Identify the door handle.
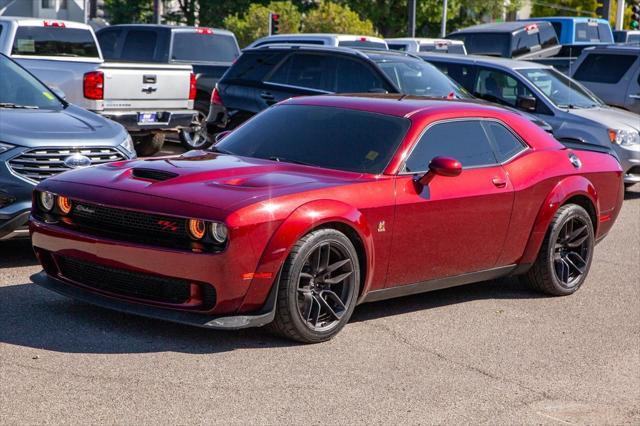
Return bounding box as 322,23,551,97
260,91,275,100
629,94,640,100
492,177,507,188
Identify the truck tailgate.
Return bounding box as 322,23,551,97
101,62,194,110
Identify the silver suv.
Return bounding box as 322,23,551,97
422,53,640,187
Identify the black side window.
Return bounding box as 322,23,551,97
121,30,158,62
573,54,638,84
539,24,559,48
405,120,497,172
434,62,476,91
482,121,526,163
224,51,286,82
551,22,563,39
97,29,121,59
512,31,540,57
474,68,534,107
333,56,386,92
267,53,333,92
598,24,613,43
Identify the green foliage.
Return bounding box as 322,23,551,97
303,1,377,34
531,0,599,18
223,1,303,47
104,0,153,24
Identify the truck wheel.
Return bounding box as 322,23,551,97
134,133,165,157
523,204,594,296
179,102,211,150
269,228,360,343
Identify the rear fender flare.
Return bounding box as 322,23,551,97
237,199,375,312
520,175,598,264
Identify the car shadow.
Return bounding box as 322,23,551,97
624,186,640,200
351,276,542,323
0,238,38,268
0,276,541,355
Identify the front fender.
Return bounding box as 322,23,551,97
237,199,375,313
520,175,598,265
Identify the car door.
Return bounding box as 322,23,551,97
387,119,514,287
260,52,335,108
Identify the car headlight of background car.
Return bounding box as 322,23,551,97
0,142,15,154
608,129,640,146
119,134,136,157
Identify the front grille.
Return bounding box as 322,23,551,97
8,147,126,183
70,201,190,241
56,256,215,308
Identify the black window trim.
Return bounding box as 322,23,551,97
398,117,530,175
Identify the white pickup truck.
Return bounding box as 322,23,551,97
0,17,196,156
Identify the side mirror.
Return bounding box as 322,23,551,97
417,156,462,186
516,95,536,112
214,130,232,144
51,87,66,100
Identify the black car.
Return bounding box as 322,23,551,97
96,24,240,149
446,21,561,59
206,45,470,133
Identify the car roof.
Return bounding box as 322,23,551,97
581,45,640,53
245,44,416,60
0,16,93,29
521,16,609,23
99,24,235,36
386,37,464,45
282,93,518,118
417,52,552,70
449,21,549,34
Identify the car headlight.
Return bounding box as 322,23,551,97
38,191,55,212
210,222,228,244
119,134,136,157
0,142,15,154
608,129,640,146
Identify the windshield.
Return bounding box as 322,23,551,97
171,32,239,63
0,55,63,110
215,105,410,174
12,26,99,58
374,57,470,98
338,40,387,49
519,68,601,108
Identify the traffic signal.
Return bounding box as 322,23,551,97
632,1,640,29
595,0,611,20
269,12,280,35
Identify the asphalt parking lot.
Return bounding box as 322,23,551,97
0,144,638,423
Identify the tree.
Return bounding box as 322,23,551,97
223,1,303,47
531,0,599,18
104,0,153,24
303,1,377,34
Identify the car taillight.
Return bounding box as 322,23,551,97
43,20,65,28
195,27,213,35
189,72,197,101
83,71,104,100
211,86,223,105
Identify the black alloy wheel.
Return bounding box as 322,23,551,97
270,228,360,343
552,216,591,288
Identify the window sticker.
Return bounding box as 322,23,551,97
42,91,55,100
16,39,36,53
366,151,379,161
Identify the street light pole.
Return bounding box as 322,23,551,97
153,0,162,25
441,0,448,37
616,0,625,30
408,0,416,37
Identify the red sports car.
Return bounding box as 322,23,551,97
30,95,624,343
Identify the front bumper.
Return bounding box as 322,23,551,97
100,110,197,134
615,144,640,184
31,271,277,330
1,160,34,240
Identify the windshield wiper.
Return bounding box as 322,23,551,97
268,156,313,166
0,103,39,109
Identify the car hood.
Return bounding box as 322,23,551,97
48,150,366,213
0,105,126,148
568,106,640,131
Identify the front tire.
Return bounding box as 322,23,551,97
270,228,360,343
523,204,595,296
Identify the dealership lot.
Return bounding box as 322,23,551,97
1,181,638,424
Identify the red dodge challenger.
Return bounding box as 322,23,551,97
30,95,624,343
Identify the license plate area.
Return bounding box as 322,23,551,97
137,112,158,124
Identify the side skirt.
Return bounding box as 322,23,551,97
361,264,517,304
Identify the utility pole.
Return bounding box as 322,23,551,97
616,0,625,30
408,0,416,37
153,0,162,25
441,0,448,37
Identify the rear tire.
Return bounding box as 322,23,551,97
269,228,360,343
134,133,165,157
179,101,212,150
523,204,594,296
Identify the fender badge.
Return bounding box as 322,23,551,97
377,221,386,232
568,153,582,169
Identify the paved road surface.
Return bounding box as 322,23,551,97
1,154,638,424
